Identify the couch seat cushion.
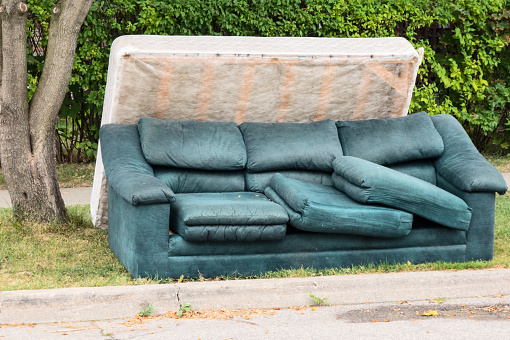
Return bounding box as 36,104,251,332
332,156,472,230
265,174,413,238
138,117,246,170
170,192,288,242
337,111,444,165
239,120,342,172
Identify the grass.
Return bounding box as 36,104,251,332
55,162,95,188
485,154,510,172
0,194,509,291
0,205,136,290
0,162,95,190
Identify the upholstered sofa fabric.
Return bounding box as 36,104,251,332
168,222,467,256
100,124,175,205
332,156,472,230
138,117,247,170
436,175,497,261
169,192,288,242
265,174,413,238
387,159,437,185
101,112,503,279
239,120,342,172
336,111,444,165
154,167,245,194
431,114,508,195
245,170,333,193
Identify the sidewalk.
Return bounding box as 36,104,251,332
1,269,510,338
0,187,92,208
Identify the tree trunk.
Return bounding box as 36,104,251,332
0,0,92,222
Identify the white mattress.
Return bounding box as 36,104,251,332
91,35,423,228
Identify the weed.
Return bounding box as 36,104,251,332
308,293,329,306
12,220,31,235
430,297,446,304
177,302,191,317
138,305,154,317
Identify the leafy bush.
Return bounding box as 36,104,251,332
330,0,510,153
27,0,510,160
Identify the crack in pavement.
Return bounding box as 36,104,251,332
176,286,182,308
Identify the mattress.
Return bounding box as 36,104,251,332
91,35,423,228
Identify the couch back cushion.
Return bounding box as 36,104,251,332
153,167,245,193
245,170,334,193
239,120,342,173
336,112,444,165
387,159,437,185
138,117,247,170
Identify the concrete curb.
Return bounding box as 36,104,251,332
1,269,510,324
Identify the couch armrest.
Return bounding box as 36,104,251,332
100,124,175,206
431,114,508,195
107,184,171,278
436,175,496,261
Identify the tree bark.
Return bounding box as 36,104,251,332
0,0,92,222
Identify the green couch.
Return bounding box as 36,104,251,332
100,112,507,278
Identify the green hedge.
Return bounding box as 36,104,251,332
27,0,510,159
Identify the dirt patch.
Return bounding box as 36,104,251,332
339,302,510,323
